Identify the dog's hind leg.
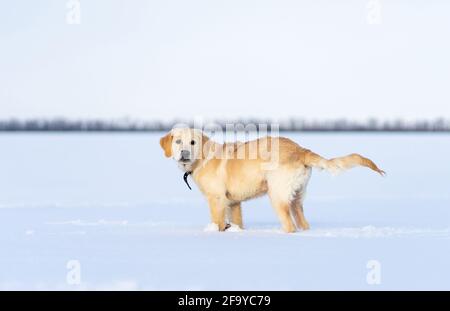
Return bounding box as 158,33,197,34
267,172,296,233
268,194,296,233
267,166,312,233
290,196,310,230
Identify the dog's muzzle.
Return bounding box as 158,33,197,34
179,150,191,163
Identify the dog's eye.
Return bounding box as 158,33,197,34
190,140,196,145
175,139,182,144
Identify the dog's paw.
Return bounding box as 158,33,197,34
225,223,243,232
203,223,219,232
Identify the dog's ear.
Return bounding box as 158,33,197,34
160,132,173,158
201,134,213,159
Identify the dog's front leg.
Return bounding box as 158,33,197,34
207,196,226,231
229,202,243,229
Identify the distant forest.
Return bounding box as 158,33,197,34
0,118,449,132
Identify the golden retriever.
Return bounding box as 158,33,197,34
160,128,384,233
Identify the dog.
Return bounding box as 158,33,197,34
160,128,384,233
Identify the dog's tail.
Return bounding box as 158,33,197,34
304,150,385,176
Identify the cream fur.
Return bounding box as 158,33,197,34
160,128,384,233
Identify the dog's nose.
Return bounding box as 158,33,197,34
180,150,190,159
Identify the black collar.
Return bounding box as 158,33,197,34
183,171,192,190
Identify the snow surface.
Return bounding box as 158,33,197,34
0,133,449,290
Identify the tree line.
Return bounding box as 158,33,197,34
0,118,449,132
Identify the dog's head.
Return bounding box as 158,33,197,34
160,128,209,171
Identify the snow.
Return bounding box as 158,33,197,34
203,223,219,232
0,133,449,290
226,224,243,233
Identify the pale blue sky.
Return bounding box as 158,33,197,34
1,0,449,120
